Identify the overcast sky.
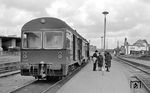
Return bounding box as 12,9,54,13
0,0,150,49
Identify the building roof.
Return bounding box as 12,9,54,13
133,39,149,47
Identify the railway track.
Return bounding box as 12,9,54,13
10,62,88,93
0,62,20,74
10,80,56,93
115,56,150,92
0,61,20,78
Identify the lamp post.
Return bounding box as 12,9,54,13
101,36,103,49
102,11,109,50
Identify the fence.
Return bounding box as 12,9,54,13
0,51,20,56
0,62,20,74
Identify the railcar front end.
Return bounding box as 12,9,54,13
21,29,69,79
20,17,89,79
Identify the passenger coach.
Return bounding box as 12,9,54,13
20,17,89,79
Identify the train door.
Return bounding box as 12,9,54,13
87,43,90,58
75,37,78,61
73,34,78,61
66,31,73,62
77,38,82,61
82,41,88,62
73,35,76,61
66,32,78,64
82,41,85,60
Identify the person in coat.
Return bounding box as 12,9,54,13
92,50,98,71
104,51,112,72
97,52,103,71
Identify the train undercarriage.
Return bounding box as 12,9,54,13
21,62,81,80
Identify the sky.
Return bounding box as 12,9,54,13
0,0,150,49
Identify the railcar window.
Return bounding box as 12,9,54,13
43,31,63,49
66,32,72,49
22,32,42,49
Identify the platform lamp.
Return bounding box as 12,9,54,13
102,11,109,51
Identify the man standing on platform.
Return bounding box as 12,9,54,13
104,51,112,72
97,52,103,71
92,50,98,71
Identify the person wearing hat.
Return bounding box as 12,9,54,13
92,50,98,71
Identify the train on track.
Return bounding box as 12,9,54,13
20,17,90,80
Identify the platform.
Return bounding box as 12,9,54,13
56,60,131,93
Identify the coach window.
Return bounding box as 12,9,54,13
22,32,42,49
66,32,71,49
43,31,63,49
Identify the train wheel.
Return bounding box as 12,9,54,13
58,76,62,80
55,76,60,81
46,76,60,81
46,76,50,80
59,76,66,80
35,76,40,80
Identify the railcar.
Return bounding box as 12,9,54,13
20,17,89,79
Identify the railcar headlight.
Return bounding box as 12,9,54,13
40,61,45,64
40,19,46,24
58,51,63,59
22,51,28,59
23,55,27,59
58,54,63,59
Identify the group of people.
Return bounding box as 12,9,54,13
92,50,112,72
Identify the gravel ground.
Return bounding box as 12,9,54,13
0,74,35,93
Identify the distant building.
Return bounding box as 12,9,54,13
123,38,149,55
0,36,21,52
120,45,125,55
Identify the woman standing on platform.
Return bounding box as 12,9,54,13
104,51,112,72
97,52,103,71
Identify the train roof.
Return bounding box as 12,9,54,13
22,17,88,42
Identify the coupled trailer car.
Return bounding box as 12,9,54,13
20,17,89,79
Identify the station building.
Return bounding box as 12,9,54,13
0,35,21,52
122,38,149,55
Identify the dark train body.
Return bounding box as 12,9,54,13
20,17,89,79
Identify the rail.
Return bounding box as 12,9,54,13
0,61,20,74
